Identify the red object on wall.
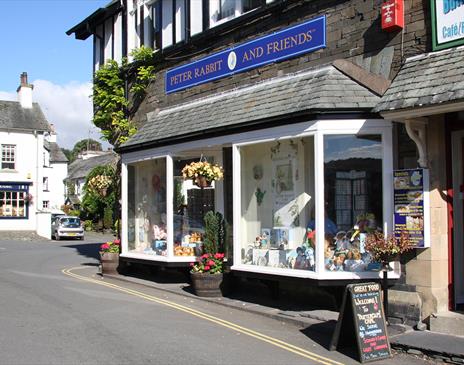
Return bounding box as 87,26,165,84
381,0,404,32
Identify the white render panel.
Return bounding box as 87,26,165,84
143,3,153,47
190,0,203,35
114,13,123,64
162,0,173,48
127,0,137,61
104,18,113,62
175,0,185,43
48,162,67,211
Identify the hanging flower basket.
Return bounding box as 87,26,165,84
182,160,224,188
24,193,33,205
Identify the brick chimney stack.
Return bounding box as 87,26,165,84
16,72,33,109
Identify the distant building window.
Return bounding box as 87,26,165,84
212,0,265,26
1,144,16,170
0,190,26,218
42,200,49,209
43,177,49,191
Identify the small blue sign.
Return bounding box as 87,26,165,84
393,169,427,248
0,182,30,192
166,15,326,94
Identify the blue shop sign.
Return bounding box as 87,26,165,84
0,182,30,191
166,15,326,94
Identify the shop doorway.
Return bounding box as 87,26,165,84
451,130,464,309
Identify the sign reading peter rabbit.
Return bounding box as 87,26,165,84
330,283,391,363
393,168,430,248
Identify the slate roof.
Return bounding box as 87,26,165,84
66,152,118,180
0,101,51,131
121,65,380,150
374,46,464,113
45,141,68,163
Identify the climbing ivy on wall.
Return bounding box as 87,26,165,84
92,46,155,148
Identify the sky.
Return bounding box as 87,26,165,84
0,0,109,149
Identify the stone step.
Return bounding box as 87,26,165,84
429,311,464,337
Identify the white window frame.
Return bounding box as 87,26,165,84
1,144,16,170
43,177,49,192
231,119,396,280
120,118,396,280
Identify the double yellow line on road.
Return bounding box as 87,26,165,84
62,266,344,365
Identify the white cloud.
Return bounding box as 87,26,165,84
0,80,109,150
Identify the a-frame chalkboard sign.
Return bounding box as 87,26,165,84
329,282,391,363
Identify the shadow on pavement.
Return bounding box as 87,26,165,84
300,322,359,361
63,243,101,261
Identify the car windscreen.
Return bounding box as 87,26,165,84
60,218,81,228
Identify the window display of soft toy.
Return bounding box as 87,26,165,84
325,213,378,272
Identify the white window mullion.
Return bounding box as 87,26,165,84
166,155,174,259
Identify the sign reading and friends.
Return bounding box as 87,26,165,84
393,168,430,248
165,15,326,94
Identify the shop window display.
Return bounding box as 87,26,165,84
173,157,216,257
0,190,26,218
240,137,316,271
323,135,383,272
127,158,167,256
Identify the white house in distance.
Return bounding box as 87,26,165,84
0,72,68,235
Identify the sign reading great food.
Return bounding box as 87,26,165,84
393,169,430,248
431,0,464,50
165,15,326,94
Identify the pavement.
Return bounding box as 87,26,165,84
101,264,464,365
3,230,463,363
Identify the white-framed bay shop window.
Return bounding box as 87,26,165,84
121,149,224,263
121,118,396,280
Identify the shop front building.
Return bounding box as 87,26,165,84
70,0,454,326
375,0,464,322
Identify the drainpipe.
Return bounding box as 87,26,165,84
33,130,40,229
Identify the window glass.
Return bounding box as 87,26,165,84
323,135,383,272
127,158,167,256
240,137,316,271
0,190,26,218
43,177,49,191
172,157,215,257
1,144,16,170
60,217,81,227
218,0,236,20
43,200,49,209
243,0,263,12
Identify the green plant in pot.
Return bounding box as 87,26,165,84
190,211,226,297
99,239,120,275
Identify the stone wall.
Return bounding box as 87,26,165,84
134,0,429,123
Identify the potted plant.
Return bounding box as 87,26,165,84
181,160,224,188
190,252,225,297
99,239,120,275
24,193,33,205
365,231,412,317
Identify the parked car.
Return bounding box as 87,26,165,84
51,216,84,240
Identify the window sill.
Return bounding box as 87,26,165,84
0,169,18,173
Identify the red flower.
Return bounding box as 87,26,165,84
207,260,215,266
189,262,194,267
113,239,121,245
204,265,211,271
306,230,315,239
101,243,110,250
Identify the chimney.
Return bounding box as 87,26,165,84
16,72,33,109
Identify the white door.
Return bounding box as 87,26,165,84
452,130,464,308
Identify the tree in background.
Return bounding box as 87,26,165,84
81,165,116,231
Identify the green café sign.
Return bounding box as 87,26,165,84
431,0,464,50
